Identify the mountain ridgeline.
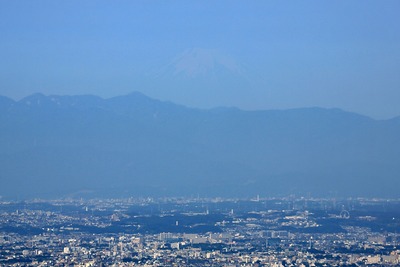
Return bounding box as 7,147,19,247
1,92,399,199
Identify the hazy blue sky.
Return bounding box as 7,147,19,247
1,1,399,119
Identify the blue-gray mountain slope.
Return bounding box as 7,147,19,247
0,92,399,199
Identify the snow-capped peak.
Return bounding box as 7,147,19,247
161,48,245,78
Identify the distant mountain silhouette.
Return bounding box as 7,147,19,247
148,48,253,109
158,48,246,78
1,92,399,199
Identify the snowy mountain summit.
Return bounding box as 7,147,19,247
161,48,245,78
148,48,252,109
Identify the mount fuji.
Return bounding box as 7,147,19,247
158,48,246,78
145,48,254,109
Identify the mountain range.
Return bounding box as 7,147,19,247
1,92,399,199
